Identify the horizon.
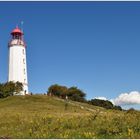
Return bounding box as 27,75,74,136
0,1,140,109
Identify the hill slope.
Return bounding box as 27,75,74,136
0,95,139,138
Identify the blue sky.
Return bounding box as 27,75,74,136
0,2,140,109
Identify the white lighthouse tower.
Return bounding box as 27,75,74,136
8,26,28,95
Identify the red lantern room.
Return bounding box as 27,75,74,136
11,26,23,40
9,26,26,47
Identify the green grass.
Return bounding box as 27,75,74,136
0,95,140,138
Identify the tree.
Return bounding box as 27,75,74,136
0,81,23,98
47,84,86,102
2,81,15,97
89,99,114,109
47,84,67,98
66,87,86,102
113,105,122,111
14,82,23,94
88,99,122,110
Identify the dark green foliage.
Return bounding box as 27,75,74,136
47,85,86,102
66,87,86,102
47,84,67,97
68,93,86,102
89,99,114,109
47,84,122,110
0,81,23,98
114,105,123,111
88,99,122,110
66,87,86,98
14,82,23,94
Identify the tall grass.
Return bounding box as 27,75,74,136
0,95,139,138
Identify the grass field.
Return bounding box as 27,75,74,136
0,95,140,138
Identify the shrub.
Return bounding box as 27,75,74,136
47,85,86,102
89,99,114,109
0,81,23,98
88,99,122,110
47,84,67,97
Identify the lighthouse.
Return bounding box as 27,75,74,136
8,26,28,95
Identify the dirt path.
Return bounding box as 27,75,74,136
55,97,99,113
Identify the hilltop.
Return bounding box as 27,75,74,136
0,95,139,138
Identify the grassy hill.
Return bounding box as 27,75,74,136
0,95,139,138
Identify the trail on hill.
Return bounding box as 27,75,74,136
54,97,100,113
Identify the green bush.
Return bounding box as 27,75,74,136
47,84,86,102
88,99,122,110
0,81,23,98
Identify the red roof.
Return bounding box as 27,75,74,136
11,26,23,35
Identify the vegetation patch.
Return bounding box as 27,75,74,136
0,95,139,138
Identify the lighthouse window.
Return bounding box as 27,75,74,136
23,49,24,54
23,59,25,64
13,34,20,39
24,69,25,74
15,35,19,39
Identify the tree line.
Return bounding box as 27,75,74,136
0,82,122,110
47,84,86,102
47,84,122,111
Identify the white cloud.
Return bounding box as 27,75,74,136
112,91,140,106
93,91,140,107
95,96,107,101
